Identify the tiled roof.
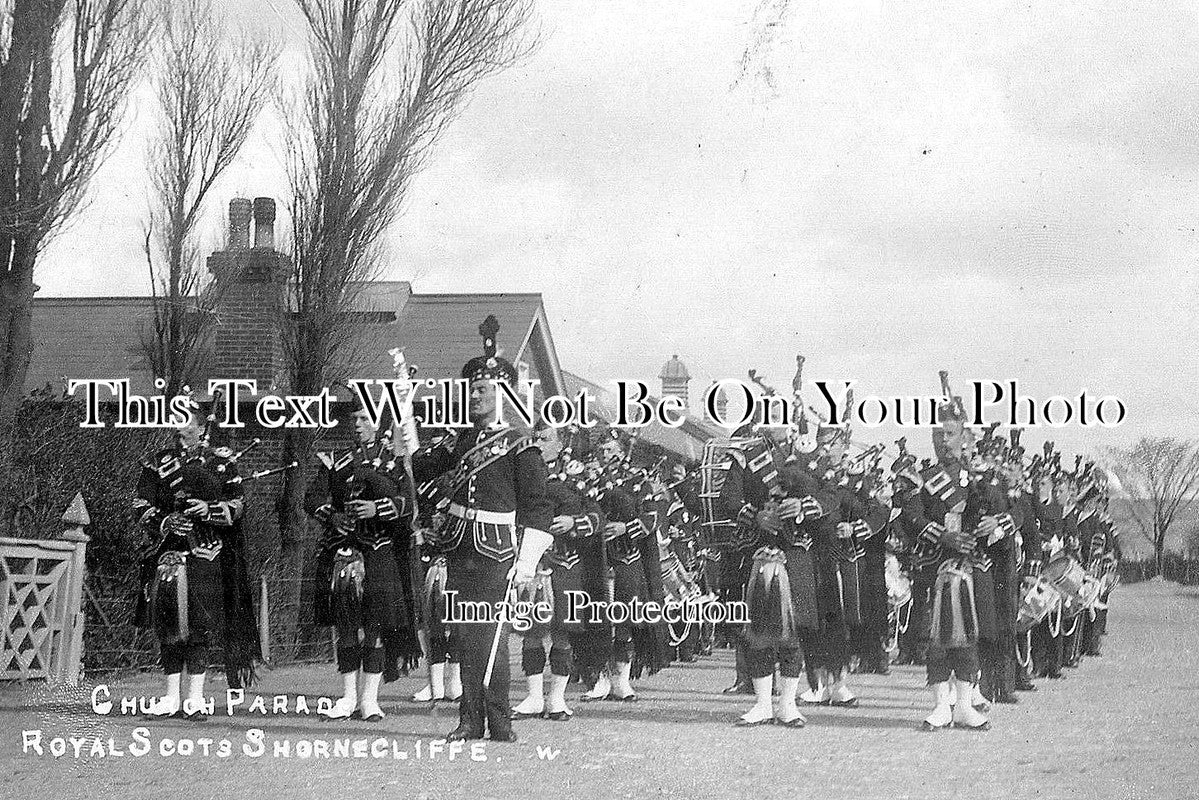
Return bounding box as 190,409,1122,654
25,285,560,400
27,297,158,395
391,293,550,385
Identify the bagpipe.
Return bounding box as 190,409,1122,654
144,387,295,646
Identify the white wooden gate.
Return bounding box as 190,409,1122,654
0,493,89,684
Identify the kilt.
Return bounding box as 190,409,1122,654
614,558,651,610
745,546,820,648
971,566,999,642
784,547,820,630
552,561,589,632
147,549,225,647
858,550,889,636
815,554,862,630
184,553,225,639
316,542,412,635
930,560,983,647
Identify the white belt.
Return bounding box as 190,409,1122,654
448,504,516,525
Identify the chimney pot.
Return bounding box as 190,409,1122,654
253,197,276,250
228,198,252,250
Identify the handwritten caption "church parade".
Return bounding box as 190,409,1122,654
65,377,1126,430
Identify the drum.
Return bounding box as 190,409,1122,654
661,548,701,604
1042,555,1087,605
1016,577,1060,633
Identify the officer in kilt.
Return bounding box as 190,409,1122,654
412,316,555,742
134,403,258,720
306,408,422,721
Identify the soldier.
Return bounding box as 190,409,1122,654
733,424,833,727
799,425,861,708
893,449,935,667
407,426,462,704
1007,441,1042,693
975,434,1021,706
911,406,999,730
580,436,667,702
849,465,895,676
1031,465,1068,680
1058,473,1087,669
714,422,772,695
413,316,555,742
662,464,705,663
1084,490,1120,656
134,402,258,720
510,428,605,721
306,408,422,721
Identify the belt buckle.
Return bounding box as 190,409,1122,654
465,508,478,521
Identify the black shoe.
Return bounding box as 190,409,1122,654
182,710,208,723
545,710,572,722
722,680,753,695
489,729,518,743
995,693,1019,705
446,725,484,741
1015,681,1037,692
1047,672,1066,680
509,709,545,720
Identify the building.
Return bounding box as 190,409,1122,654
25,198,565,405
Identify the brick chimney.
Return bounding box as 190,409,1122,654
207,196,289,390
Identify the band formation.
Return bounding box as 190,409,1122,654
129,315,1122,739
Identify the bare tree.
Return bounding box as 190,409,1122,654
140,0,279,397
270,0,535,650
0,0,151,429
1109,437,1199,576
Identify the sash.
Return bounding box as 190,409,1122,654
442,428,533,499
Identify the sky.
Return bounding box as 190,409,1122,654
35,0,1199,461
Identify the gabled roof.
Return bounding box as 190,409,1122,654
392,293,563,394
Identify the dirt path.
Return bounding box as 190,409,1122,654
2,580,1196,800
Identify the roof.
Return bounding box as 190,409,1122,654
27,286,564,399
562,370,715,462
27,297,158,395
392,293,563,394
659,355,690,380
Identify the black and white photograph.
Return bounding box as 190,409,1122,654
0,1,1195,798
